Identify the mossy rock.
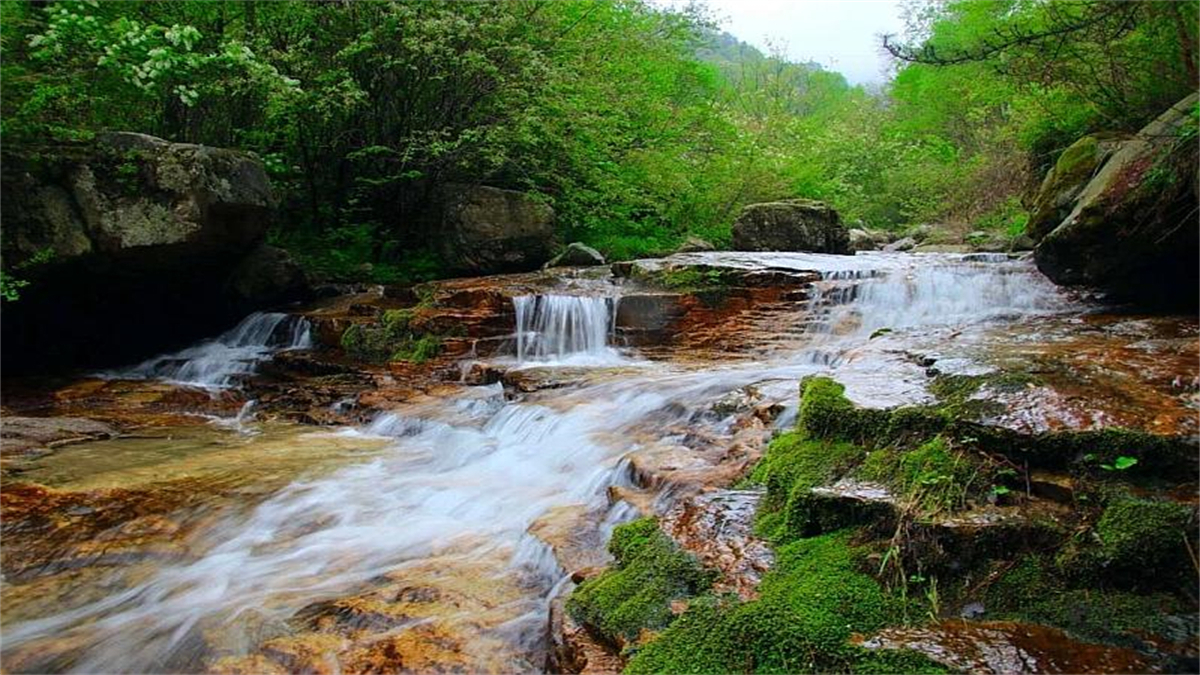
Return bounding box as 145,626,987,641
1057,496,1196,592
798,376,1198,479
566,518,713,647
982,556,1191,656
625,531,946,674
339,308,444,364
749,430,865,541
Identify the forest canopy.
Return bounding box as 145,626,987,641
2,0,1196,283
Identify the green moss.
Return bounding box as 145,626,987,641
1054,135,1100,179
751,430,864,541
567,518,713,646
984,556,1187,650
1036,428,1197,477
340,308,446,364
803,378,1195,479
1075,497,1195,588
625,532,946,674
381,308,414,336
391,333,441,364
651,266,735,307
797,377,888,444
796,376,949,449
856,437,991,516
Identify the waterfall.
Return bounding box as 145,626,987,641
512,295,622,364
807,258,1072,340
104,312,312,390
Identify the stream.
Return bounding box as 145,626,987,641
2,252,1194,673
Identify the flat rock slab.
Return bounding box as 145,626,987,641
663,489,773,600
856,621,1157,674
1,416,118,458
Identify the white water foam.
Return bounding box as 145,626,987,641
512,294,627,366
102,312,312,390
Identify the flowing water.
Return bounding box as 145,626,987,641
2,253,1106,672
513,294,624,365
100,312,313,390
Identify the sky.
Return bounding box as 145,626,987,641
702,0,907,85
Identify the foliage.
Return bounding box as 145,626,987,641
3,0,1192,276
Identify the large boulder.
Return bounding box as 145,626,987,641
1034,93,1199,307
1025,134,1127,244
437,184,556,274
731,199,849,254
1,132,304,372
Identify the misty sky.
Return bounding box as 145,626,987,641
703,0,907,85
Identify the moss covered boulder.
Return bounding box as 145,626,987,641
731,199,850,254
1034,92,1199,307
1025,134,1126,244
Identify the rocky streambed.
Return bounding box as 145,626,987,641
1,251,1196,674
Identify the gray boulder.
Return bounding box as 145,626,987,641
546,242,605,268
5,132,275,262
731,199,849,254
883,237,917,252
1025,134,1126,244
0,132,290,372
848,228,877,252
1035,92,1199,307
438,184,556,274
676,235,715,253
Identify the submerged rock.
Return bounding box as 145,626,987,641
731,199,849,253
0,416,118,459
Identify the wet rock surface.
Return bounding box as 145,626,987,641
662,489,772,600
856,621,1157,674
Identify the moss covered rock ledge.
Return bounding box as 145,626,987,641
563,376,1198,674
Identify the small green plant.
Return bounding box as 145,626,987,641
869,327,893,339
1100,455,1138,471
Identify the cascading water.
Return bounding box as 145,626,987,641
4,253,1083,673
103,312,312,390
512,294,623,364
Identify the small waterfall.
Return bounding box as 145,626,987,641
805,259,1071,340
105,312,312,389
512,295,621,364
